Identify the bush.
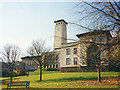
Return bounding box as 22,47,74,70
43,68,59,71
14,69,27,76
2,70,17,77
2,70,10,77
2,69,27,77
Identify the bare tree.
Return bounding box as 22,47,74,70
27,40,58,81
0,44,20,83
107,30,120,71
69,0,120,82
75,31,112,82
70,0,120,32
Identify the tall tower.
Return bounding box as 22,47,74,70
54,19,68,50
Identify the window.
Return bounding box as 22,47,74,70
66,58,71,65
74,57,77,65
44,65,46,68
56,64,58,68
66,48,70,55
47,64,49,68
74,48,77,54
50,64,52,68
53,64,55,68
56,56,59,63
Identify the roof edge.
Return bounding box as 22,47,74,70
76,30,112,38
54,19,68,24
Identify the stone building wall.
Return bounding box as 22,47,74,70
22,58,38,71
60,42,80,68
54,20,67,50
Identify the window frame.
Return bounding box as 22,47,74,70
74,57,77,65
66,58,71,65
66,48,70,55
74,48,77,54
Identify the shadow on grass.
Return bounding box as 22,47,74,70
35,77,99,83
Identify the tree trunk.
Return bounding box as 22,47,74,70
98,67,101,82
40,66,42,81
10,70,13,83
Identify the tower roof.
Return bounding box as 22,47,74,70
54,19,68,24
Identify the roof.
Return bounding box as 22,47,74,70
21,56,37,59
21,52,55,60
54,19,68,24
76,30,112,38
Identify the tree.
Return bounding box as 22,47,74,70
27,40,58,81
71,0,120,32
70,0,120,82
76,30,112,82
0,44,20,83
107,30,120,71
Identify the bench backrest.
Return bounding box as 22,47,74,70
8,81,30,84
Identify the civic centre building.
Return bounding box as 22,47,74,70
22,19,112,72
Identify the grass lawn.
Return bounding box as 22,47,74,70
1,70,119,88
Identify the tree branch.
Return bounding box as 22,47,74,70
83,1,120,22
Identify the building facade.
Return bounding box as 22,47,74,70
54,19,112,72
21,56,38,71
21,52,59,71
21,19,112,72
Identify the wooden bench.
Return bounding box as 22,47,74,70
7,81,30,88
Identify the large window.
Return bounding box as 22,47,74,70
66,58,71,65
74,57,77,65
74,48,77,54
66,48,70,55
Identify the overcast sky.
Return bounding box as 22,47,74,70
0,1,88,57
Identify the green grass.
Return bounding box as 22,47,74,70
1,70,119,88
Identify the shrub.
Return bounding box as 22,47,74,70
2,70,17,77
43,68,59,71
14,69,27,76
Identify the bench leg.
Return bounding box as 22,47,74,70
26,83,29,88
7,84,11,89
7,84,9,89
26,84,28,88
